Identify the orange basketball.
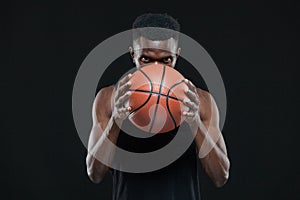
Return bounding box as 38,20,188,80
128,63,188,134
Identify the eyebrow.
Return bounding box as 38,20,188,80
140,50,175,58
139,54,174,61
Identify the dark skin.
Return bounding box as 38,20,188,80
86,37,230,187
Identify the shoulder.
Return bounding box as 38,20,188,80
94,85,115,116
196,88,212,105
96,85,115,98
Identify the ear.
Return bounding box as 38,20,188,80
129,46,134,59
176,47,181,58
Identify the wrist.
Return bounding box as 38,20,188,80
187,115,201,133
112,115,123,130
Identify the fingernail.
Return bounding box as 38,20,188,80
128,107,131,111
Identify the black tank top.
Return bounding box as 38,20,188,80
109,119,202,200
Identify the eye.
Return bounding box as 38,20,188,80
140,56,150,63
162,57,173,63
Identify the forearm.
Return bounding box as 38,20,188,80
197,132,230,187
190,120,230,187
86,117,121,182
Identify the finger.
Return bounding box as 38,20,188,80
184,79,197,92
118,106,132,114
183,99,198,110
118,73,132,89
185,89,199,104
115,91,131,108
116,81,131,99
182,111,195,117
115,74,132,98
118,107,132,118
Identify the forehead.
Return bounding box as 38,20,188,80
133,36,178,54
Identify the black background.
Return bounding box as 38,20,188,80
3,0,299,199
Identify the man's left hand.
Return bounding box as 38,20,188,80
182,79,201,128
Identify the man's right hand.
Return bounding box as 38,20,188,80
112,73,133,126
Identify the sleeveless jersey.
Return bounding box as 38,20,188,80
109,119,201,200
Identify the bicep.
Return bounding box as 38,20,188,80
92,89,112,126
203,93,228,155
88,88,112,150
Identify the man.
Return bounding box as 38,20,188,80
86,13,230,200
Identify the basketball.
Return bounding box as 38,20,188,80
128,63,188,134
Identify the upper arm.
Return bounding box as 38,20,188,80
92,87,114,126
197,89,216,127
89,86,114,149
198,89,228,155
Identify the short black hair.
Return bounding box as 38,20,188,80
132,13,180,41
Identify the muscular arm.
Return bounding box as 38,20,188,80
192,90,230,187
86,74,132,184
86,86,120,183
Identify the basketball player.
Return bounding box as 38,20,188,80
86,13,230,200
